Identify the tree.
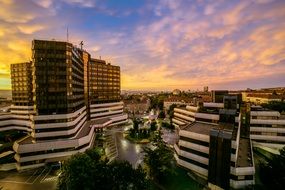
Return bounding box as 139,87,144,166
57,149,149,190
167,104,177,128
85,147,102,160
158,111,165,119
161,121,174,130
149,97,158,110
143,141,175,182
167,104,177,119
57,152,97,190
133,119,139,131
150,121,157,131
129,128,135,138
109,161,149,190
261,101,285,113
149,95,166,111
260,146,285,189
157,99,164,111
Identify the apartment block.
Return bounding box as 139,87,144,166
250,107,285,151
89,58,120,104
0,39,127,170
173,95,256,189
11,62,33,107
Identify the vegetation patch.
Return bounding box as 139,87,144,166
57,148,149,190
259,147,285,189
125,118,158,144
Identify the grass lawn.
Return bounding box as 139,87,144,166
124,134,150,144
156,166,203,190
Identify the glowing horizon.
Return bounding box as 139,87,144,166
0,0,285,91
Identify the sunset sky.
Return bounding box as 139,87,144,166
0,0,285,91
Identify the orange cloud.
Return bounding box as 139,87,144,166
17,25,45,34
0,0,284,91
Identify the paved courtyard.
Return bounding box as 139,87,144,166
0,122,175,190
0,166,59,190
105,124,147,168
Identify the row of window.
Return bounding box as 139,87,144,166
251,131,285,136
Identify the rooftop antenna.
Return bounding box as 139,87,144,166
67,27,69,42
80,41,83,50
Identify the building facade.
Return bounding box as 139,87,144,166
163,96,193,111
11,62,33,107
244,93,284,105
173,92,285,189
89,58,120,104
173,96,255,189
0,39,127,170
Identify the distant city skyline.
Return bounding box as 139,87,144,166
0,0,285,90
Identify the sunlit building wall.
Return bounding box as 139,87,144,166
0,39,127,170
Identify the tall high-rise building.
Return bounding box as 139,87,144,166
11,62,33,107
32,40,85,115
88,58,125,123
204,86,209,92
89,58,120,104
8,62,34,132
0,39,127,170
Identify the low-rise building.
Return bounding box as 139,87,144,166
163,97,193,111
245,93,284,105
173,95,260,189
173,92,285,189
123,96,150,115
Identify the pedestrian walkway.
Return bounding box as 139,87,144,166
104,131,118,162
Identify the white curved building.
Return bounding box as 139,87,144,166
1,39,127,170
173,94,285,189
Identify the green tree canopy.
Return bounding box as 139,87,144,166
261,101,285,113
143,140,175,182
158,110,165,119
161,121,174,130
150,121,157,131
57,149,149,190
260,146,285,189
167,104,177,119
149,95,167,111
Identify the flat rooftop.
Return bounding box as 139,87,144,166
75,122,92,138
181,121,237,140
236,138,253,168
18,136,33,145
89,118,111,125
182,122,218,135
